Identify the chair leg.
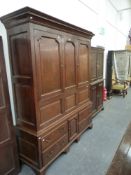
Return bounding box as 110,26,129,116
122,90,125,98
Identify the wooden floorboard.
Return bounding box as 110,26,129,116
106,122,131,175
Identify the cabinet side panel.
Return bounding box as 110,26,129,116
9,29,36,128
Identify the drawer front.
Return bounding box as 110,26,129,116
41,122,68,150
79,118,91,133
78,106,91,122
42,135,68,166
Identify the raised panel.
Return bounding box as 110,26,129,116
65,94,76,111
78,89,89,104
78,106,92,122
0,145,15,175
0,77,5,108
91,85,97,112
68,115,78,141
97,52,103,78
41,122,68,150
90,49,97,81
40,100,62,125
0,111,10,143
79,118,90,133
18,138,38,166
14,84,36,126
65,42,75,87
38,36,61,94
78,44,89,84
10,32,32,76
42,135,68,166
97,83,103,108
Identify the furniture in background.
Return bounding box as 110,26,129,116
0,36,19,174
90,47,104,117
106,50,131,98
1,7,94,175
112,80,128,98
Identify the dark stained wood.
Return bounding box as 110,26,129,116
0,36,19,175
1,7,94,175
106,122,131,175
90,47,104,117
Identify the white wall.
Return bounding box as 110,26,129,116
0,0,131,124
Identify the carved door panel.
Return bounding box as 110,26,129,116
0,37,19,174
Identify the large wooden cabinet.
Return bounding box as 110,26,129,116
90,47,104,117
0,36,19,174
1,7,94,175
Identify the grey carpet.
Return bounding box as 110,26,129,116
19,88,131,175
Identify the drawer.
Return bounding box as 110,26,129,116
79,118,91,133
78,106,92,122
41,122,68,151
42,135,68,166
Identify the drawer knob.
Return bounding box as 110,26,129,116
42,138,50,143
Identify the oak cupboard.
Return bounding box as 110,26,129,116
0,36,19,174
90,47,104,117
1,7,94,175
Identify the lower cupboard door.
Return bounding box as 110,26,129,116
42,135,68,166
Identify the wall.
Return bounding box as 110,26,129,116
0,0,131,124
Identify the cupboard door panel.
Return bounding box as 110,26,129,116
39,37,61,94
90,48,97,81
64,42,76,88
35,32,62,96
97,51,103,78
41,122,68,151
40,99,62,127
65,94,76,111
91,85,97,112
78,88,89,104
97,82,103,109
78,43,89,85
68,115,78,141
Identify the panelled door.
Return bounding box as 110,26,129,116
34,29,64,129
78,40,90,104
0,37,19,174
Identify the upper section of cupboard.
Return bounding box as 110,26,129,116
1,7,94,38
1,7,94,131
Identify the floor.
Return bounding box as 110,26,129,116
19,89,131,175
106,122,131,175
